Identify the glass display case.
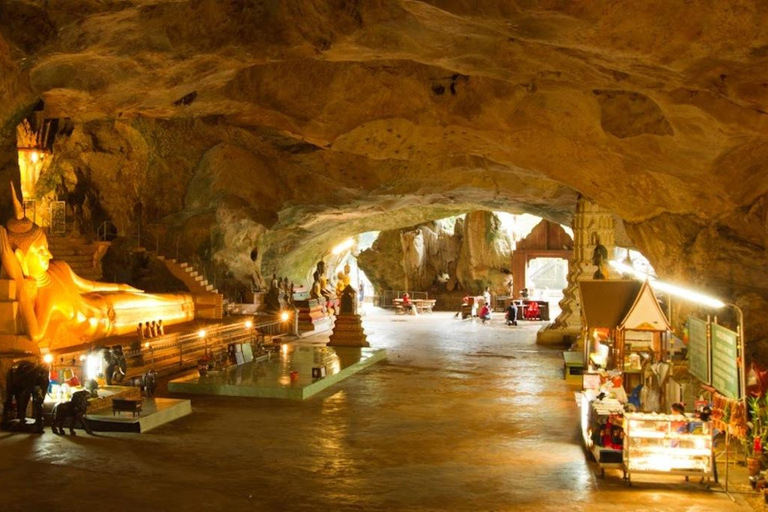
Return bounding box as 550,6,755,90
623,412,713,484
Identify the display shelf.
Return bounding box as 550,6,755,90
581,393,625,477
622,412,713,485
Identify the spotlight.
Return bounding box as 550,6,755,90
43,354,53,364
280,311,290,322
30,151,38,163
245,320,253,329
198,329,206,338
144,342,150,349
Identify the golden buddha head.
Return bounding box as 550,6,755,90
7,182,51,276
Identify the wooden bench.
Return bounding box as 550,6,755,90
112,398,143,418
414,299,436,314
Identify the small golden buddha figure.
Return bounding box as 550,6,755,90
335,271,346,297
0,183,194,349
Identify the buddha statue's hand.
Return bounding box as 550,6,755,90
18,277,38,302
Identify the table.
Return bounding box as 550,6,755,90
563,351,584,377
112,398,143,418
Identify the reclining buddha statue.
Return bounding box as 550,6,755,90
0,183,194,350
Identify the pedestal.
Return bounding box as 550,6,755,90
295,299,333,334
327,313,369,347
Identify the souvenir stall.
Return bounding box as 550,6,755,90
577,280,713,480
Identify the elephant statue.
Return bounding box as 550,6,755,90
96,345,127,385
127,369,157,397
51,389,92,435
2,360,49,433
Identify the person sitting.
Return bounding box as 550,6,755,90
402,293,418,316
479,304,491,324
455,295,469,319
505,303,518,326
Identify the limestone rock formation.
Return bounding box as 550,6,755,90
359,211,513,295
0,2,767,351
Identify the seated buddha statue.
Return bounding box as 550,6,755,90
335,271,346,297
0,183,194,349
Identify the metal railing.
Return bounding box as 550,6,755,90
96,220,119,242
124,316,290,378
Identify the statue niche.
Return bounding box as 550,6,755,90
0,183,195,350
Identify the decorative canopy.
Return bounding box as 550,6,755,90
579,279,670,331
579,280,642,329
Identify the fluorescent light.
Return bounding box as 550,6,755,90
609,260,725,308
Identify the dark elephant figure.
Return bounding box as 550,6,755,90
127,369,157,397
98,345,127,385
2,360,49,433
51,390,92,435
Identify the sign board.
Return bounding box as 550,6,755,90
687,316,710,384
711,323,740,399
50,201,66,236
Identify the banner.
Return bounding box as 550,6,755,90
50,201,66,236
711,323,740,399
688,316,709,384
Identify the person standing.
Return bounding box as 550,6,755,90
358,282,365,305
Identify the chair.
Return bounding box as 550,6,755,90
524,301,540,320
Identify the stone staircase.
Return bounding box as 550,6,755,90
155,255,224,320
47,234,110,281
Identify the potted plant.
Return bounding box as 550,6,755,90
746,395,768,477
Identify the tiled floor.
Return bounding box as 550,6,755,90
0,308,753,511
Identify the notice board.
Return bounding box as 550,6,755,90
711,323,740,399
688,316,709,384
50,201,66,236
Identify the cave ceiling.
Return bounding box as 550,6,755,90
1,0,768,325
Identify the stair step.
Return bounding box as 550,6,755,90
180,262,189,269
205,284,214,291
187,270,198,277
193,275,204,282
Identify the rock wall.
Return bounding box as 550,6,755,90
359,211,513,295
1,1,768,352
